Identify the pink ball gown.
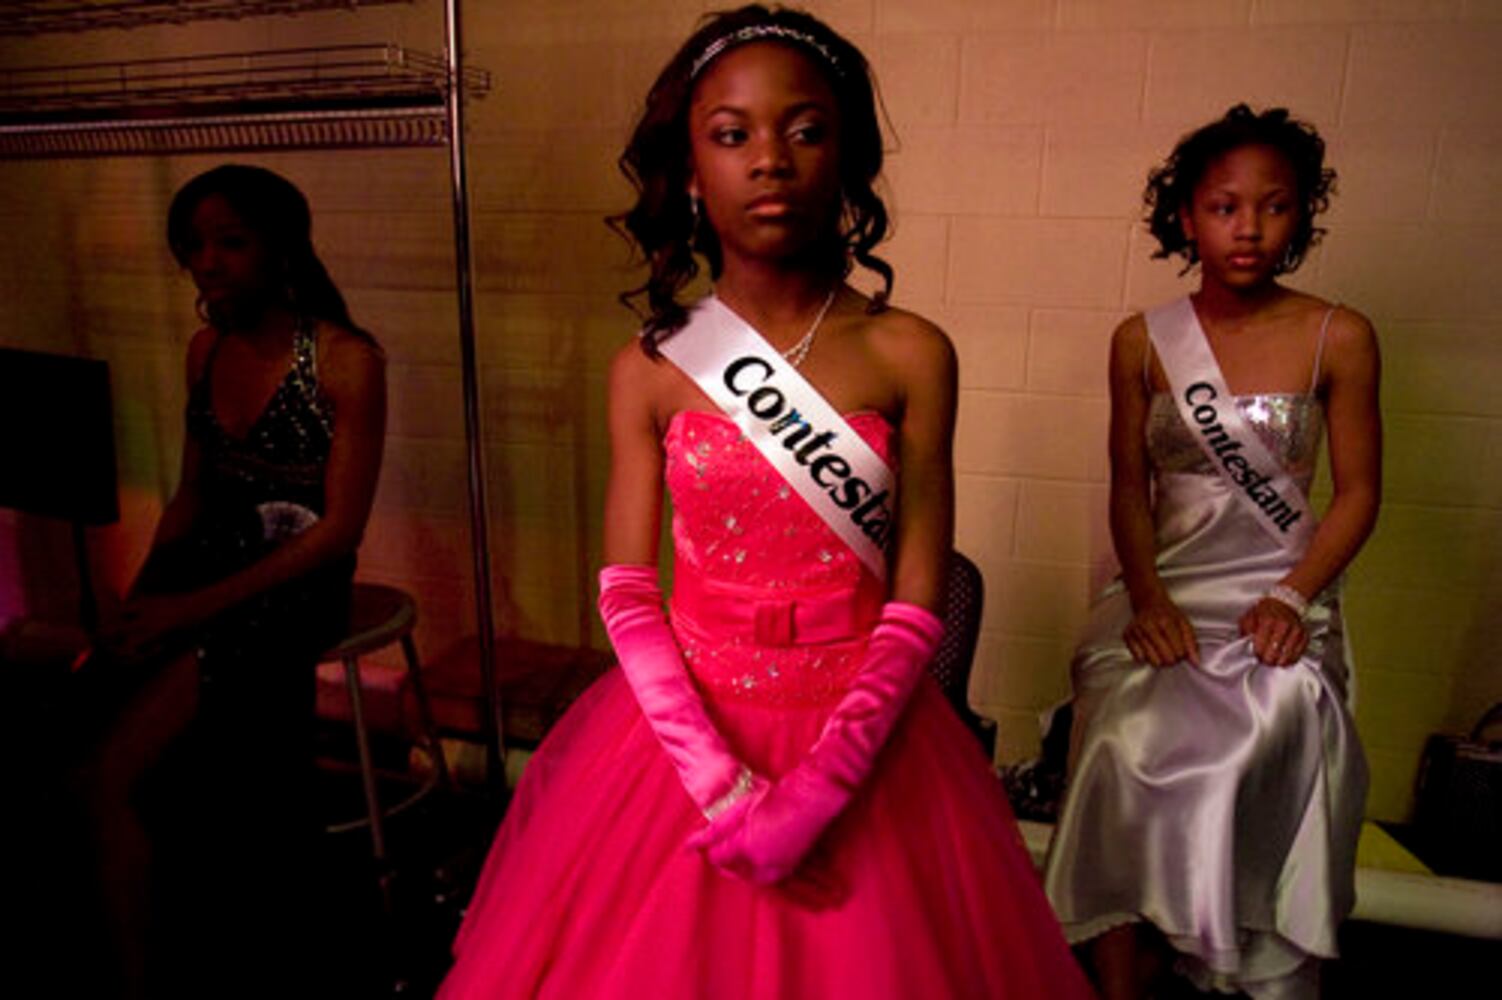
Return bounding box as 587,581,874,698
439,409,1095,999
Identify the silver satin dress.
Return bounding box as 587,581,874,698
1043,392,1368,1000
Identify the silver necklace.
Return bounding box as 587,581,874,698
781,287,838,369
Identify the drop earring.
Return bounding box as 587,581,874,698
1279,244,1299,274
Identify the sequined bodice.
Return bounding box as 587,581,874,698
186,320,335,514
666,409,893,589
142,320,351,647
665,409,895,705
1147,392,1324,489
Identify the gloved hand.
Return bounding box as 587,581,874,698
688,602,944,883
599,564,764,818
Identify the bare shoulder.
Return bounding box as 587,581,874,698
1277,291,1370,338
608,335,674,400
317,323,386,397
609,334,655,381
1324,303,1378,350
1111,312,1149,349
861,304,956,382
608,334,682,427
1109,311,1151,374
1322,305,1379,380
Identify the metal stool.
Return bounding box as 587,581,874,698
319,582,450,862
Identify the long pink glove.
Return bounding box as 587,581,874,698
688,602,944,883
598,564,763,818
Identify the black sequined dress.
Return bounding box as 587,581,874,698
139,320,356,943
142,317,354,691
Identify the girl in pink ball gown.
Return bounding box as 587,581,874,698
439,7,1095,998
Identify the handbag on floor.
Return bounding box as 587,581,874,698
1413,702,1502,881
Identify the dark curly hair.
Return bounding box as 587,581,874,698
1144,104,1335,276
168,164,373,342
610,4,893,353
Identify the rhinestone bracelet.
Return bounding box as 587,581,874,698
703,766,756,822
1266,583,1310,618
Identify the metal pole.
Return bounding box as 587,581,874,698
443,0,505,785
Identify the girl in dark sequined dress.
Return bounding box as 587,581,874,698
79,164,385,997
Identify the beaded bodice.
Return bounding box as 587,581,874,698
665,409,894,706
667,409,893,589
1147,392,1325,490
186,319,335,514
140,320,351,652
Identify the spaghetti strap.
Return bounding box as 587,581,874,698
1309,306,1338,395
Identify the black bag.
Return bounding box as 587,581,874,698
1412,702,1502,882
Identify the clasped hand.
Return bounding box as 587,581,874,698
99,592,208,660
1237,597,1308,667
1123,595,1200,667
689,770,849,910
1125,594,1307,668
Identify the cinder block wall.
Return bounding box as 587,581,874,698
1,0,1498,822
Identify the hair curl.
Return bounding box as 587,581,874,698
167,164,373,342
1144,104,1335,275
609,4,893,353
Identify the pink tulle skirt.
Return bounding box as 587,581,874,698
439,672,1095,999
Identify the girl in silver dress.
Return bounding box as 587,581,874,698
1044,105,1383,1000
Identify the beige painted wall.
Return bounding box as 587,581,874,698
1,0,1498,822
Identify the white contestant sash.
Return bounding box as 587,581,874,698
1147,297,1316,549
658,296,895,580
